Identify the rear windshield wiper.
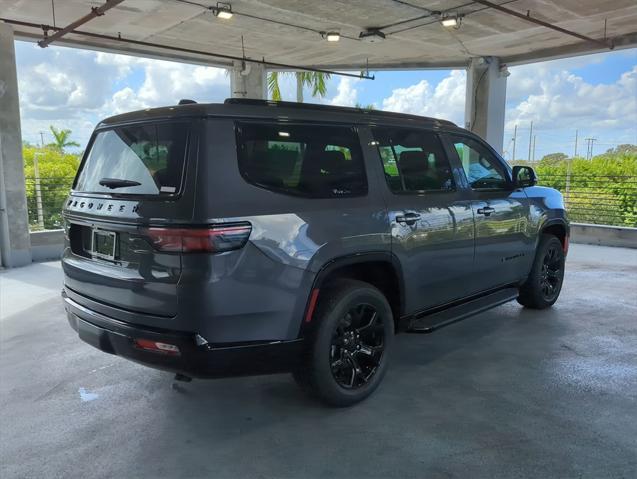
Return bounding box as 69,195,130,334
99,178,142,189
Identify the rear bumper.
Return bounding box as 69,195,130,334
62,290,304,378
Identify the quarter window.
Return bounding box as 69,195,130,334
450,136,509,190
372,128,454,193
236,123,367,198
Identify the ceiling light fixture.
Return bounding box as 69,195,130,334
359,29,386,43
440,14,463,29
212,2,233,19
323,31,340,42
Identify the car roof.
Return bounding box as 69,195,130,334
98,99,462,132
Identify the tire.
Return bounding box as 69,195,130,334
294,279,394,407
518,234,565,309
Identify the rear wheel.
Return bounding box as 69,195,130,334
294,280,394,407
518,234,565,309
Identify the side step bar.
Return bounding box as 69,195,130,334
406,287,519,334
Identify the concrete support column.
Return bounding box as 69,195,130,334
0,22,31,267
230,60,266,99
465,56,508,154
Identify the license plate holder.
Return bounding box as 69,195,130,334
91,229,117,261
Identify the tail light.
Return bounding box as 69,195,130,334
134,339,181,355
142,223,251,253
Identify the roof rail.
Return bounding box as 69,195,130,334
223,98,457,127
178,99,197,105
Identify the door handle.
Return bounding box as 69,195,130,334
477,206,495,216
396,212,421,225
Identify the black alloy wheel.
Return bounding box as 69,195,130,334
330,304,385,389
518,234,565,309
293,279,394,407
539,243,562,301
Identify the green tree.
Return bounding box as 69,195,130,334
540,152,568,164
268,71,331,103
605,144,637,156
48,126,80,152
512,151,637,227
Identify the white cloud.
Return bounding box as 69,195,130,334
505,64,637,133
382,70,466,125
329,77,360,107
129,59,228,107
14,41,636,157
15,42,230,148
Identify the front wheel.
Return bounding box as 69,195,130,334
294,279,394,407
518,234,566,309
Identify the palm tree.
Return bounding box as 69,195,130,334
48,126,80,152
268,71,331,103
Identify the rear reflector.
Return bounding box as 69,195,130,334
304,289,320,323
143,223,251,253
134,338,181,355
563,234,570,255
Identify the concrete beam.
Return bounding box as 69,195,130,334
465,56,507,154
0,23,31,267
12,27,637,72
230,61,266,99
504,32,637,67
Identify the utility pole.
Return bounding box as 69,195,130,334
565,156,572,205
573,129,578,158
527,121,533,162
39,131,45,148
532,135,537,162
512,124,517,162
584,138,597,160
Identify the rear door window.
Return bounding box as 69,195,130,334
372,127,455,193
74,122,189,195
236,123,367,198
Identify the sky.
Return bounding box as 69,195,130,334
14,40,637,161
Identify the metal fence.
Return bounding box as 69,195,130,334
25,176,74,231
538,175,637,228
24,174,637,231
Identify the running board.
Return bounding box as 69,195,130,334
406,287,519,334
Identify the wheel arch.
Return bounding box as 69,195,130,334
301,252,405,333
540,218,570,252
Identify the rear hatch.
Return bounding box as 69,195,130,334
62,120,196,319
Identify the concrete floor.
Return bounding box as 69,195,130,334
1,244,636,478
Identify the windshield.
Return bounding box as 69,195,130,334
74,122,189,195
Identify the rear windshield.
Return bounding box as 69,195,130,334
74,122,189,195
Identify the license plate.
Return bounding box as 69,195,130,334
91,229,117,261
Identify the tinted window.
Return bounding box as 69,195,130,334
75,123,188,195
236,123,366,198
450,136,509,190
372,128,454,193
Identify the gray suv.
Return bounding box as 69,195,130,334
62,99,569,406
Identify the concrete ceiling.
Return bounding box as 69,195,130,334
1,0,637,71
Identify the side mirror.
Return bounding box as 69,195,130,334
512,165,537,188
